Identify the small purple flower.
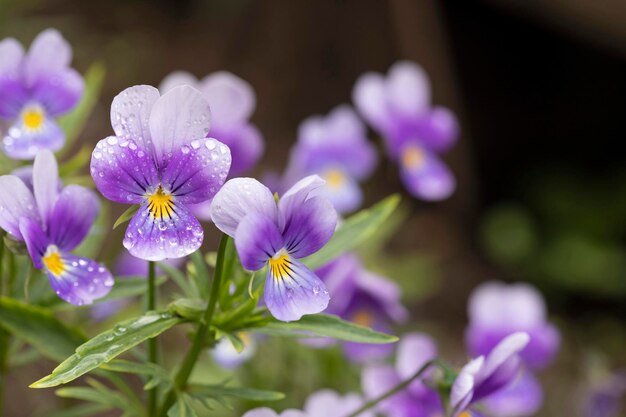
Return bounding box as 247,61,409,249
281,105,377,213
362,332,443,417
318,253,407,362
584,370,626,417
0,150,113,305
482,369,544,417
352,61,459,201
210,175,337,322
159,70,263,177
451,332,530,417
90,85,231,261
465,281,560,370
0,29,84,159
242,390,373,417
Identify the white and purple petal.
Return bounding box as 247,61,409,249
386,61,431,119
23,29,72,87
48,185,99,252
18,217,49,268
159,71,199,93
33,149,60,224
484,370,544,417
0,175,39,239
281,196,337,259
31,68,83,116
264,256,329,322
123,199,203,261
277,175,325,230
47,253,114,306
2,112,64,160
110,85,160,157
234,212,283,271
399,146,455,201
199,71,256,127
212,123,263,176
451,356,484,416
160,137,231,204
0,38,28,118
210,177,278,237
90,136,159,204
304,389,373,417
352,72,392,135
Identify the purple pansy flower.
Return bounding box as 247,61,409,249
465,281,560,370
159,70,263,177
362,332,443,417
210,175,336,322
317,253,407,362
482,369,543,417
243,390,373,417
90,85,231,261
451,332,530,417
281,105,377,213
0,150,113,305
352,61,459,201
0,29,84,159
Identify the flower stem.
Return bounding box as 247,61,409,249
0,240,6,414
345,360,436,417
159,235,229,416
147,261,158,417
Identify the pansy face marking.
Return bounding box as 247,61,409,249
147,185,174,220
323,168,346,189
268,249,293,281
21,104,46,132
401,144,425,170
42,245,65,277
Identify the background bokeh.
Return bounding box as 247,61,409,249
1,0,625,416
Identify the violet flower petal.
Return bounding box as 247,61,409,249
159,71,198,93
23,29,72,87
0,38,27,118
48,185,99,252
33,149,60,224
399,147,455,201
281,196,337,259
234,212,284,271
18,217,49,268
3,113,64,160
110,85,160,157
199,71,256,127
32,67,83,116
46,253,113,305
0,175,39,239
484,370,544,417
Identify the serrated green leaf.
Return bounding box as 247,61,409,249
31,311,183,388
0,297,85,361
302,194,401,269
168,393,198,417
113,205,140,229
250,313,398,344
187,384,285,402
58,62,106,151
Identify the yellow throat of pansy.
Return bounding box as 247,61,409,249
268,250,293,281
42,246,65,277
324,168,345,189
21,105,45,132
401,145,426,170
147,185,174,220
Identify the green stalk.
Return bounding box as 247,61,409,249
345,360,436,417
0,240,6,414
147,261,157,417
159,235,229,416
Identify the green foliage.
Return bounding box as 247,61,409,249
31,311,183,388
101,359,171,390
168,394,198,417
187,384,285,402
113,205,141,230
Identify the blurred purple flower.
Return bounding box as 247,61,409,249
465,281,560,370
279,105,377,214
451,332,529,417
352,61,459,201
160,70,263,177
482,369,543,417
210,175,336,322
0,29,83,159
584,370,626,417
362,332,443,417
211,332,257,369
317,253,407,362
0,150,113,305
90,85,231,261
243,390,373,417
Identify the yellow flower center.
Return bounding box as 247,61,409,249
22,107,45,131
401,145,425,169
268,251,293,280
458,411,472,417
147,186,174,220
352,310,373,327
324,169,345,189
42,246,65,277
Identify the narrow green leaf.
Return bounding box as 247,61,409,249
251,314,398,344
302,194,401,269
101,359,171,390
187,384,285,402
36,404,111,417
113,205,140,229
157,261,195,297
190,250,210,298
168,393,198,417
30,311,183,388
0,297,85,361
55,385,131,412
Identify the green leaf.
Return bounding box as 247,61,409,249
0,297,85,362
55,384,133,413
190,250,210,298
302,194,401,269
30,311,183,388
251,314,398,344
168,393,198,417
58,62,106,151
187,384,285,402
101,359,171,390
36,404,112,417
113,205,140,229
158,261,195,297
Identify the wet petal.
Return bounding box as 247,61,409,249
160,137,231,204
213,123,264,176
159,70,198,93
210,177,278,237
148,85,211,166
0,38,28,118
200,71,255,126
387,61,431,118
48,185,99,252
33,149,60,224
2,111,64,160
123,199,203,261
24,29,72,87
399,146,455,201
264,256,329,322
0,175,38,239
282,196,337,259
18,217,49,268
90,136,159,204
110,85,161,157
32,68,83,116
47,253,114,305
277,175,325,230
234,212,283,271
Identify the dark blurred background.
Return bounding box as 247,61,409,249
1,0,625,416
